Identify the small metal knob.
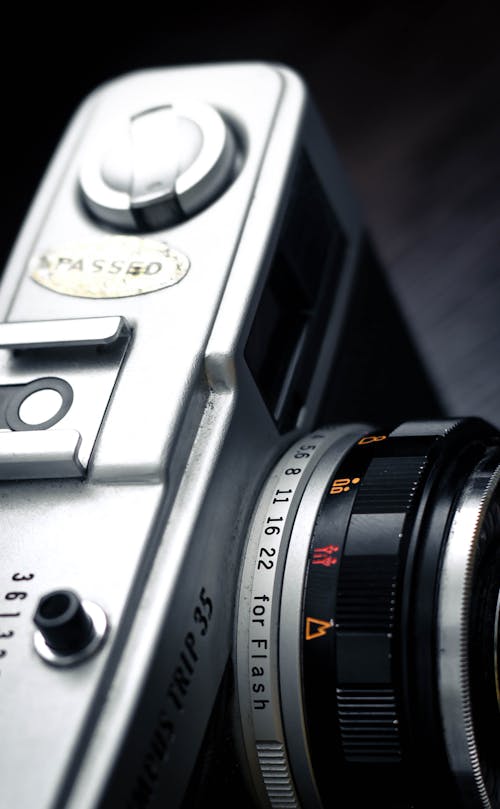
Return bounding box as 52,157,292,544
33,590,108,666
80,101,236,231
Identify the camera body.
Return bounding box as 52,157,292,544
0,64,440,808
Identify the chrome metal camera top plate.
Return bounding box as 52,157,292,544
0,316,130,476
0,63,363,809
0,64,313,483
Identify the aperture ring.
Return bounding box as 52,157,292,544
335,451,430,760
237,426,372,809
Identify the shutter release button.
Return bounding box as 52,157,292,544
80,101,236,230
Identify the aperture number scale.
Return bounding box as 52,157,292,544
257,443,318,572
247,434,327,722
0,573,35,661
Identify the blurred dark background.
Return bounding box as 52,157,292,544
4,4,500,425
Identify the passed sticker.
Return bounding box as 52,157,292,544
30,236,190,299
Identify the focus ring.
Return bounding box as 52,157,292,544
351,455,428,514
336,688,401,761
334,452,428,764
335,554,398,631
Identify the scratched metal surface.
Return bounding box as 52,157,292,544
3,5,500,426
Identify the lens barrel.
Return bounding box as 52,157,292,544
237,419,500,809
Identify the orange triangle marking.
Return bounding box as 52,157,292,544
305,617,333,641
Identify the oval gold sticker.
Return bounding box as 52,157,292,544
30,236,190,299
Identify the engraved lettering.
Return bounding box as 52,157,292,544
167,684,183,711
144,750,160,782
172,666,190,695
253,699,269,710
128,711,175,809
184,631,198,662
251,638,268,650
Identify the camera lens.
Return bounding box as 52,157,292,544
237,419,500,808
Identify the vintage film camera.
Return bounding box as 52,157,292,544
0,64,498,809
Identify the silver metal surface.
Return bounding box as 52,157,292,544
0,479,163,808
0,63,363,809
0,428,83,478
33,600,109,667
0,317,131,473
438,451,500,809
80,100,235,229
115,106,201,202
0,315,127,348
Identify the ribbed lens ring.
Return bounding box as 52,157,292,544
237,419,500,809
438,445,500,808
